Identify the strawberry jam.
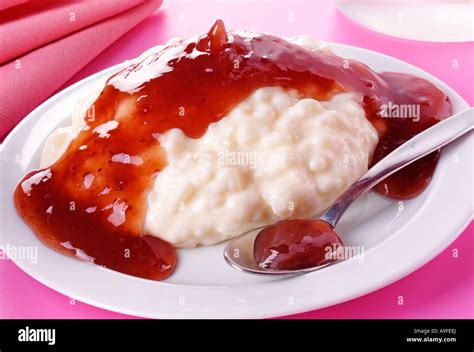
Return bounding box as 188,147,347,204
254,219,343,270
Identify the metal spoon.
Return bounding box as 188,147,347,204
224,108,473,275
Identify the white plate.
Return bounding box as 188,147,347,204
335,1,474,42
0,42,472,319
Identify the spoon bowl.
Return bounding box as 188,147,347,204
224,225,340,276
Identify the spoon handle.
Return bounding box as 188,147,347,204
320,108,474,227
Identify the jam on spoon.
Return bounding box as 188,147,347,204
254,219,342,270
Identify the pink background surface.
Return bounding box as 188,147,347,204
1,0,473,319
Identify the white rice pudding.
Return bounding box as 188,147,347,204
41,36,379,248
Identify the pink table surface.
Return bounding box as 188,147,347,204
1,0,473,319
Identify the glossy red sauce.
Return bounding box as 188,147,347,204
14,20,452,279
254,219,342,270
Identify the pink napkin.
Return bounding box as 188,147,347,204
0,0,162,141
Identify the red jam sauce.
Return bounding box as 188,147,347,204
254,220,343,270
14,20,452,279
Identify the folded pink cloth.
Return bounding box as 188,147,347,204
0,0,162,141
0,0,27,12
